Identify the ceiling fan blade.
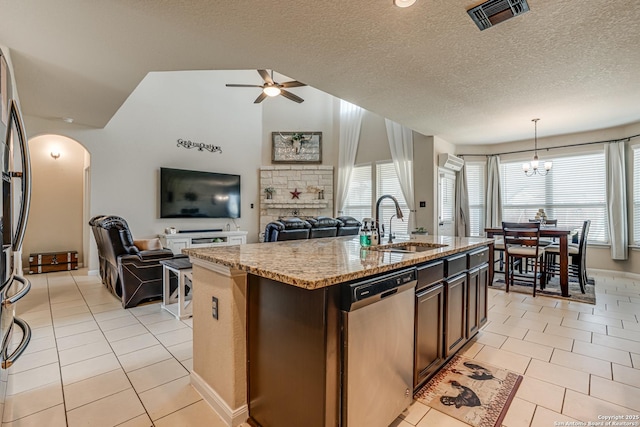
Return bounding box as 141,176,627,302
226,84,263,88
280,81,306,88
257,69,274,85
254,92,268,104
280,89,304,103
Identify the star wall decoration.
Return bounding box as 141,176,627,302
290,188,302,199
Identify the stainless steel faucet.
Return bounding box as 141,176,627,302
375,195,404,238
388,214,398,243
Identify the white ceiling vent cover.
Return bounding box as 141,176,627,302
439,153,464,172
467,0,530,31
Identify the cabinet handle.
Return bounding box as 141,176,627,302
1,317,31,369
6,100,32,253
3,275,31,308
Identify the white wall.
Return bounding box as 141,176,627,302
23,135,86,266
24,70,338,272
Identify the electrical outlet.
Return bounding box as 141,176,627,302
212,296,218,320
419,201,426,207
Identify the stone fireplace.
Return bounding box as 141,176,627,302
259,165,334,240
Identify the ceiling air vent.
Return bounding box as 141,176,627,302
467,0,529,31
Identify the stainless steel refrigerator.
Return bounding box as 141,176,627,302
1,53,32,418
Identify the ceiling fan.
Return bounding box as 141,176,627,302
226,70,306,104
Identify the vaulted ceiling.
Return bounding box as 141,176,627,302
1,0,639,145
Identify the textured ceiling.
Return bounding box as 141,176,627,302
1,0,639,145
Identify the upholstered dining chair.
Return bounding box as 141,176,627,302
544,220,590,293
502,221,546,297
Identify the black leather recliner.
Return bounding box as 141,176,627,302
264,216,361,242
89,215,176,308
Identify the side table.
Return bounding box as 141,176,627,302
160,257,193,320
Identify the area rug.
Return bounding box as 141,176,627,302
415,355,522,427
490,273,596,305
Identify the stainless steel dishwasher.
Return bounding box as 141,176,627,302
341,267,417,427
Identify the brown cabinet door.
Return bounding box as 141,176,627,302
414,283,444,388
445,274,467,357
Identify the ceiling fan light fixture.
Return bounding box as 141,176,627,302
263,85,281,97
394,0,416,7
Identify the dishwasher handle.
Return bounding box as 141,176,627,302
342,268,416,311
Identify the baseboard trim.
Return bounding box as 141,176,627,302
589,268,640,280
190,371,248,427
87,269,100,276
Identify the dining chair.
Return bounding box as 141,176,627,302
529,218,558,245
502,221,546,297
544,220,590,293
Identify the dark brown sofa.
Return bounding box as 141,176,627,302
89,215,178,308
264,216,361,242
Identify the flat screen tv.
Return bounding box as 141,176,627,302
160,167,241,218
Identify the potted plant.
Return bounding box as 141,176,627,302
264,187,275,199
411,227,428,235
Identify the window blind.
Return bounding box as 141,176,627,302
342,164,372,222
377,162,410,237
465,161,486,236
501,151,608,243
633,146,640,245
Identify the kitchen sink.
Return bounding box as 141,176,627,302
370,242,448,253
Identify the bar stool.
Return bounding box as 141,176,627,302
544,220,590,294
502,221,546,297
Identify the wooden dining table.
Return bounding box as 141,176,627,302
484,226,573,297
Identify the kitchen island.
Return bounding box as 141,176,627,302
183,234,493,427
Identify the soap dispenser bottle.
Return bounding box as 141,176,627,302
359,219,371,248
370,224,379,246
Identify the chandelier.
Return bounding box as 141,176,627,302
522,118,552,176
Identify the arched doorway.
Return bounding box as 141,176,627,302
23,134,90,271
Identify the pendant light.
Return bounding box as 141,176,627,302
522,118,552,176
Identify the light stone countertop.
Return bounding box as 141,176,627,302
183,235,493,290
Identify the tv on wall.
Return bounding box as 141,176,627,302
160,167,241,218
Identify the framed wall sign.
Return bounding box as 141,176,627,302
272,131,322,164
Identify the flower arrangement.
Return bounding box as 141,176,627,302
264,187,275,199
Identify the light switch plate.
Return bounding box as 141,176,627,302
212,296,218,320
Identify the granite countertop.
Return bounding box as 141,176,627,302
183,235,493,290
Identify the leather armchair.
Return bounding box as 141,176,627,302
90,215,176,308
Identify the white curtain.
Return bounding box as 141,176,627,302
485,155,502,230
385,119,416,230
455,162,470,237
336,100,364,215
606,141,628,260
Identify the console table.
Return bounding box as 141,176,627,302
159,230,247,255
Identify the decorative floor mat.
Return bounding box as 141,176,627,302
415,355,522,427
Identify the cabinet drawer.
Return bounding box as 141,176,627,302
445,254,466,278
467,247,489,269
416,261,444,291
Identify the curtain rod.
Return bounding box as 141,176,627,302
458,133,640,158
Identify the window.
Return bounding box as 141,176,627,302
342,164,372,221
377,162,410,238
500,151,608,243
465,161,486,236
633,146,640,245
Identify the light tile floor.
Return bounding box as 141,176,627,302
3,269,640,426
